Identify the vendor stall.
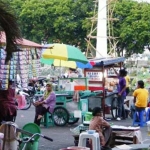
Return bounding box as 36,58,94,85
84,57,125,119
0,32,43,90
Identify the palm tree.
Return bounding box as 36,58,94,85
0,0,22,63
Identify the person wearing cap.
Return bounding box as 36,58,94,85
33,82,56,126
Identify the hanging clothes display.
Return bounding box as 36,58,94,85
0,48,10,90
0,48,41,90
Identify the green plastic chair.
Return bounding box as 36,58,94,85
40,112,54,128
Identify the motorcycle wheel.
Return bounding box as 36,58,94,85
20,96,32,110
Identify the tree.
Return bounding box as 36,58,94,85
112,0,150,57
8,0,94,51
0,0,21,62
7,0,150,57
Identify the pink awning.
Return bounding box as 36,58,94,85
0,32,43,48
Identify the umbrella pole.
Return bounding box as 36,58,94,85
59,60,61,77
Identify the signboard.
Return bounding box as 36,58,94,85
107,67,119,77
86,71,102,81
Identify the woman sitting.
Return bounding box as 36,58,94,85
33,83,56,126
89,107,112,147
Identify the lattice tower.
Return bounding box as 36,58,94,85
85,0,118,59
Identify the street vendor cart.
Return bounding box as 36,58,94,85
36,77,101,127
53,77,98,126
84,57,125,119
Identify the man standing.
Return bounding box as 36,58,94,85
112,68,127,120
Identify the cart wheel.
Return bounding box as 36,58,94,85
111,97,118,119
68,115,79,125
53,107,69,126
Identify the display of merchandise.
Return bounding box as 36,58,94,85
0,48,10,90
0,48,41,90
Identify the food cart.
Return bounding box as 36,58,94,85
36,77,101,127
84,57,125,119
53,77,96,126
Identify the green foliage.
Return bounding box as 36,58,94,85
5,0,150,56
7,0,94,51
112,0,150,56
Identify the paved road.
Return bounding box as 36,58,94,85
15,106,150,150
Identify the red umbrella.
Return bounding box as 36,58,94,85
0,32,43,48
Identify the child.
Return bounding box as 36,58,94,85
89,107,112,147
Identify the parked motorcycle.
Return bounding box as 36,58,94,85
22,86,35,97
15,86,32,110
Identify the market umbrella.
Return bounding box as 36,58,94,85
42,43,88,64
40,58,93,69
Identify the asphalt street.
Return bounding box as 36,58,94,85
15,106,150,150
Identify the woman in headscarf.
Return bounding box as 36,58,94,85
33,83,56,126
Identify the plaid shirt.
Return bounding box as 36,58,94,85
89,116,110,146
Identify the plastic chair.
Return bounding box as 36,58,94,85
132,109,148,127
78,132,101,150
40,112,54,128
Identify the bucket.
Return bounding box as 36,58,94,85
85,112,93,121
74,110,81,118
147,121,150,136
22,123,41,141
21,123,41,150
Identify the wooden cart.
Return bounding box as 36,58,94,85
84,57,125,119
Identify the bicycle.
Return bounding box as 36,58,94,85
18,132,53,150
0,122,53,150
